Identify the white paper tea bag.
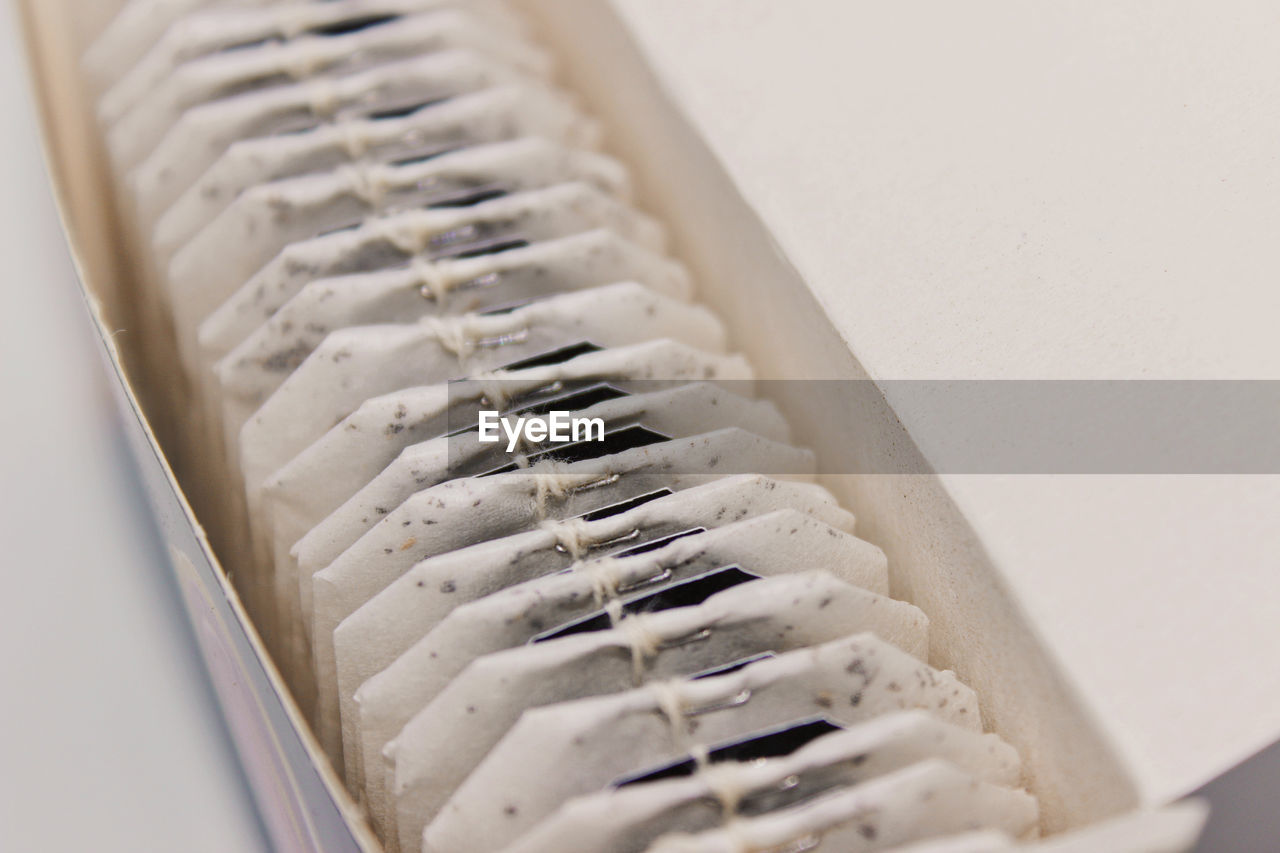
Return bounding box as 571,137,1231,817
272,379,778,713
309,428,816,758
353,513,894,815
154,83,597,259
269,342,753,684
275,380,779,626
509,711,1023,853
108,9,552,173
390,572,928,850
337,481,859,787
199,178,649,383
219,230,691,423
288,376,769,582
98,0,528,125
644,760,1038,853
239,282,719,497
174,142,633,382
128,49,537,227
84,0,247,94
417,634,982,853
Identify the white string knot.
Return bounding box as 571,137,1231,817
282,42,329,83
335,119,372,161
619,612,662,684
411,255,454,304
543,517,594,561
338,163,391,209
371,216,431,256
420,316,478,363
307,79,340,118
525,461,601,518
695,755,747,819
649,679,691,751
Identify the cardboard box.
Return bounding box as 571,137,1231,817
19,0,1267,849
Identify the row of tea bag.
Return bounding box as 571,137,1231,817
82,2,1197,852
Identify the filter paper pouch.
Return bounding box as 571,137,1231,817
154,83,597,261
239,282,722,496
337,481,860,786
175,140,633,381
417,634,982,853
389,571,928,850
269,341,753,687
218,229,691,428
508,711,1023,853
275,379,779,719
129,49,537,227
278,379,778,639
352,513,893,817
308,428,816,759
85,0,235,94
200,177,649,386
97,0,527,125
643,760,1038,853
108,9,552,174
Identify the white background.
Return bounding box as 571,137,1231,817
0,7,266,851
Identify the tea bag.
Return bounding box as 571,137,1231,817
199,178,649,387
337,481,861,786
84,0,239,94
218,230,692,426
98,0,528,126
643,760,1038,853
267,341,752,684
129,48,538,227
354,515,897,818
277,379,779,624
416,634,982,853
175,141,634,382
287,374,770,587
273,380,779,712
108,9,552,173
390,571,928,850
509,711,1023,853
154,83,597,261
239,282,721,497
309,428,817,758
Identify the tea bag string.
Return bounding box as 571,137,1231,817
336,163,392,210
649,679,692,754
420,315,479,364
307,79,341,119
280,41,330,83
541,517,594,562
696,759,749,821
524,460,606,518
410,255,453,304
335,118,373,161
619,611,663,685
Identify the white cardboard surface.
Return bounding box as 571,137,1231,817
608,0,1280,804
